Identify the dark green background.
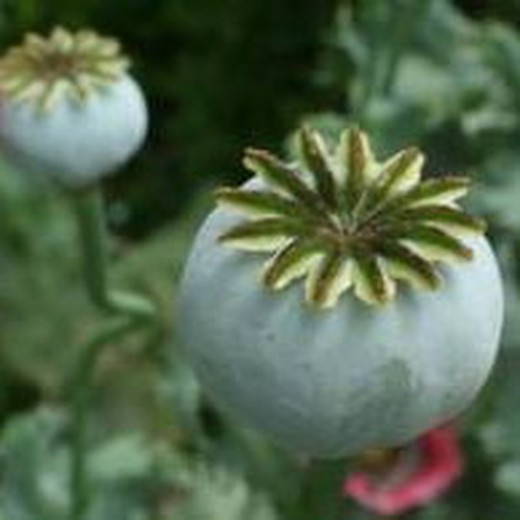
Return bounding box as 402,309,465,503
2,2,520,518
1,0,516,236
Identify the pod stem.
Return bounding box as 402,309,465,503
69,317,139,520
68,185,158,520
70,187,156,319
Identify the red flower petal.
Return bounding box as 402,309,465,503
343,426,463,516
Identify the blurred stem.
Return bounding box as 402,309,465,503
353,38,380,125
71,186,156,320
69,185,158,520
380,0,426,96
354,0,427,125
292,458,352,520
70,317,140,520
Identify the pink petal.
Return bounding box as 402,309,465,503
343,426,463,516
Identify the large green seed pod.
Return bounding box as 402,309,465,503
178,128,503,458
0,27,147,188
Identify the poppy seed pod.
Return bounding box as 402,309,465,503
178,128,503,458
0,27,147,188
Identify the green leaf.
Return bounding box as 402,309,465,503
485,23,520,99
0,408,69,520
496,460,520,496
474,172,520,233
173,464,279,520
89,434,155,482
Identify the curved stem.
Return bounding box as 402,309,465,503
70,317,140,520
70,187,156,320
68,185,158,520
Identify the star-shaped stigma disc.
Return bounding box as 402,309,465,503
215,128,485,309
0,27,129,112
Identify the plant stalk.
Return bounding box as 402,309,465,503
71,187,156,320
68,185,157,520
70,317,139,520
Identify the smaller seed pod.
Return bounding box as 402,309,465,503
0,27,147,188
178,127,504,458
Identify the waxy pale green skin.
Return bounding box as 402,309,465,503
179,200,504,458
0,74,147,188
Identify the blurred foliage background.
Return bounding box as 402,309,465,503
2,0,520,519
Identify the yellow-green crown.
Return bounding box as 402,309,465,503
215,127,486,309
0,27,130,112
